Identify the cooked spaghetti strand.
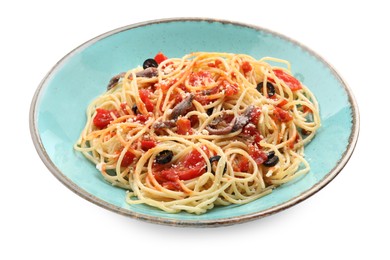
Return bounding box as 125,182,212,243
74,52,320,214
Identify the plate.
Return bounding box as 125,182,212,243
30,18,359,227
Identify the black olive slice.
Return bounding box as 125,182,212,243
263,153,279,167
132,104,139,115
143,58,158,69
209,155,227,173
206,108,213,116
267,151,275,159
209,155,221,163
155,150,174,164
256,82,275,97
106,169,117,176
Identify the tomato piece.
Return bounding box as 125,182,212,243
139,89,154,112
153,170,182,190
269,95,289,108
189,71,213,86
158,169,179,181
153,148,207,190
179,148,207,179
220,79,239,96
182,148,205,168
238,157,250,172
303,105,312,113
189,115,199,127
242,124,262,143
162,181,182,191
277,98,289,107
93,108,119,129
249,107,261,124
194,94,211,105
176,117,192,135
156,78,177,93
273,69,302,91
135,114,149,123
248,144,268,165
158,165,206,182
141,140,156,151
289,134,299,149
241,61,252,74
215,59,222,67
120,103,130,115
233,155,249,172
173,93,183,104
208,59,223,68
154,52,168,64
120,151,136,167
274,107,293,122
178,164,206,181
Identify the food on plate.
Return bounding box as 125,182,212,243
74,52,320,214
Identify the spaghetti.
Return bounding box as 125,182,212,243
74,52,320,214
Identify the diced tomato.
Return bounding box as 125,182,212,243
173,93,183,104
249,107,261,124
248,144,268,165
176,117,192,135
135,114,149,123
152,148,207,190
139,89,154,112
178,148,207,180
161,61,174,71
154,52,168,64
120,150,136,167
274,107,293,122
233,155,249,172
303,105,312,113
189,71,213,86
242,61,252,74
208,59,222,68
289,134,299,149
141,140,156,151
242,124,262,143
189,70,211,86
215,59,222,67
194,94,211,105
156,78,177,93
189,115,199,127
162,181,182,191
220,79,239,96
225,84,238,96
120,103,130,115
177,164,206,181
273,69,302,91
277,98,289,107
93,108,119,129
242,124,257,136
153,167,179,184
269,95,289,108
182,147,206,168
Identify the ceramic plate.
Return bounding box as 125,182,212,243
30,18,359,227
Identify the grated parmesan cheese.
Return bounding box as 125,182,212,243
96,163,104,171
265,170,273,177
163,66,173,74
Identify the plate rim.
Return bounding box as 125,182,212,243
29,17,360,227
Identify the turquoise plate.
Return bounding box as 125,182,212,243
30,18,359,227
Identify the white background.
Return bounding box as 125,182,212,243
1,0,388,259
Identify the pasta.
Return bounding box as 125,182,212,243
74,52,320,214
